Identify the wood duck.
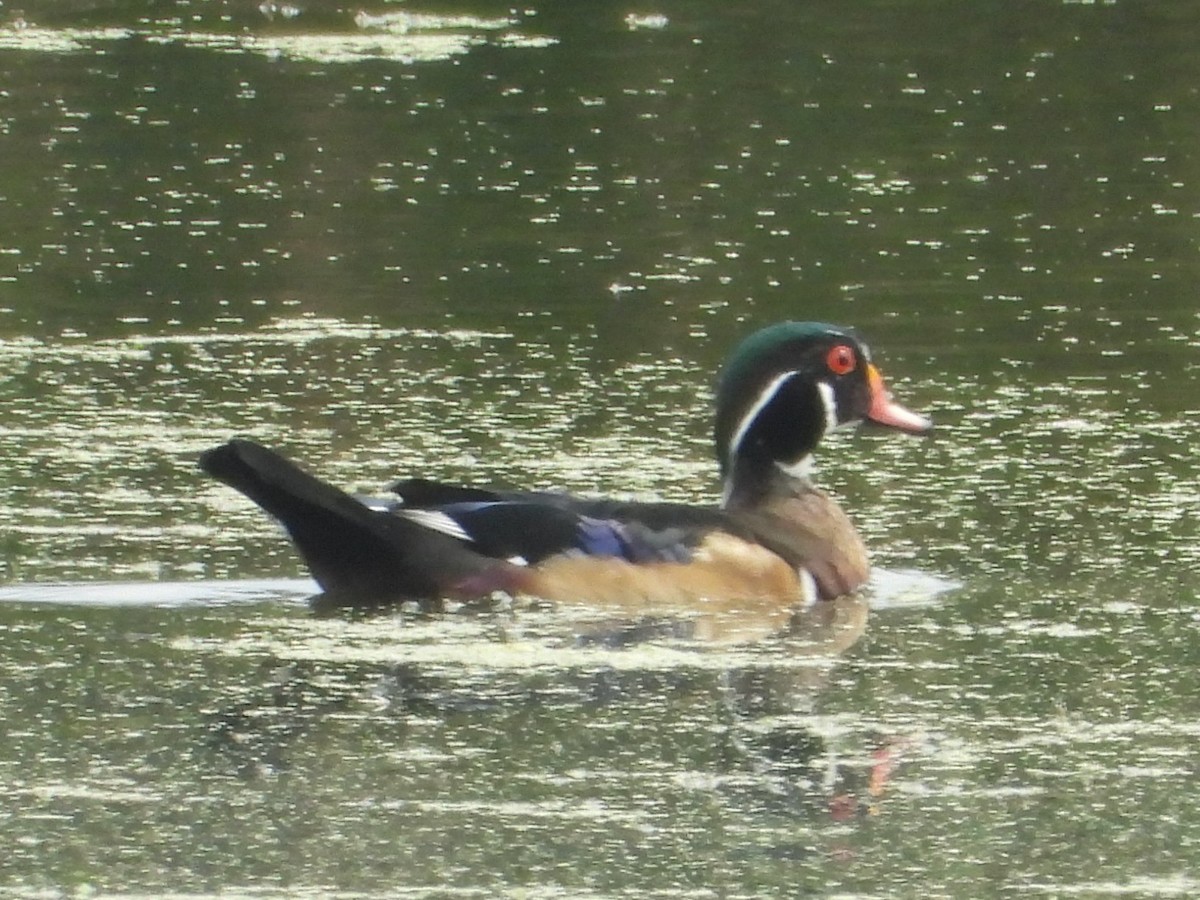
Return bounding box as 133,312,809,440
200,322,931,635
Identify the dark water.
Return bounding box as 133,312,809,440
1,1,1198,896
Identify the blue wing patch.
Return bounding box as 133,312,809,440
575,517,694,563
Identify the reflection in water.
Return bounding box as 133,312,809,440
191,591,902,830
0,583,919,891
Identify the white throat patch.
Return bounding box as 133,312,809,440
776,454,816,482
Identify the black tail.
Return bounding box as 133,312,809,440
199,440,501,609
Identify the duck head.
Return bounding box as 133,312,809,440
714,321,931,508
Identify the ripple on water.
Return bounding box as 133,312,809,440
0,13,556,65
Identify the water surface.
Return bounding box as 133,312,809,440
1,1,1198,896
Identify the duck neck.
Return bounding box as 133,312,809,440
720,454,817,511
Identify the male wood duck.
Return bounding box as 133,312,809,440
200,322,931,634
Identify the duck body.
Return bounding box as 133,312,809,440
200,322,931,627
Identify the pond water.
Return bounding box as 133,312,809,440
1,1,1198,896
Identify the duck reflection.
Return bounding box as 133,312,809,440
201,592,903,825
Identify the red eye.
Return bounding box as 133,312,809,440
826,344,856,376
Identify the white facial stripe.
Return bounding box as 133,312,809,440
817,380,840,432
727,369,797,467
398,508,472,542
